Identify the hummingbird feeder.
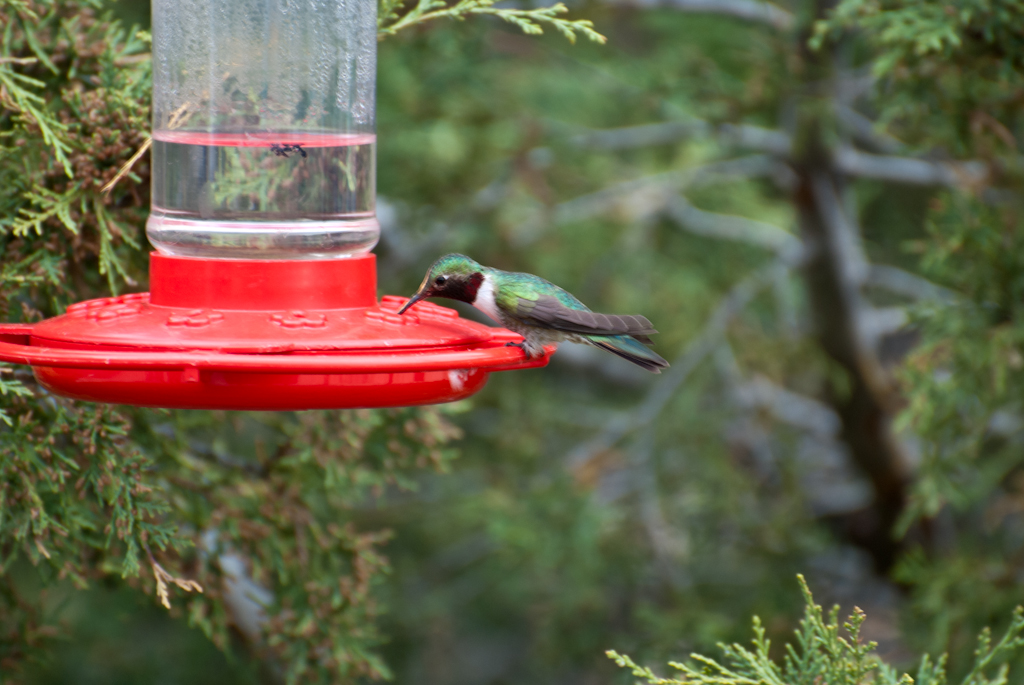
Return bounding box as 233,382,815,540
0,0,548,410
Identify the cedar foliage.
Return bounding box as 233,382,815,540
0,1,463,681
819,0,1024,662
0,0,602,680
5,0,1024,683
610,577,1024,685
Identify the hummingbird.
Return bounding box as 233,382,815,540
398,254,669,373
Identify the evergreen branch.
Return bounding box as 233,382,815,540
609,577,1024,685
11,189,140,293
605,651,673,684
0,66,74,176
0,250,61,288
10,187,80,236
0,372,32,427
959,607,1024,685
142,539,203,610
0,373,32,399
19,13,60,75
0,0,38,19
94,200,139,293
378,0,606,44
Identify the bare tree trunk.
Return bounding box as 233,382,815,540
793,8,911,573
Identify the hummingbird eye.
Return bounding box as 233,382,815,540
435,275,448,286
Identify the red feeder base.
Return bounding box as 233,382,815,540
0,254,549,410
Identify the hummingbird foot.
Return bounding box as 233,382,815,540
505,340,544,360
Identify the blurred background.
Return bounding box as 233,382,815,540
5,0,1024,683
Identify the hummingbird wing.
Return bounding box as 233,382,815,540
493,270,660,339
516,295,659,338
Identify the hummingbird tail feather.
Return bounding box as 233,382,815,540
586,335,669,374
632,334,655,346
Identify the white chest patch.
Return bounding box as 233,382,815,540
472,273,504,324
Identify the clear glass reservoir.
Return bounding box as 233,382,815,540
148,0,378,259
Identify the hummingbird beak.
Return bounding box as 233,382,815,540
397,289,429,315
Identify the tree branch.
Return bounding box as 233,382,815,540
860,306,909,344
568,120,707,150
834,146,989,187
200,531,273,644
375,196,454,279
716,345,871,519
630,431,691,584
866,264,955,302
717,122,792,155
565,119,993,191
835,105,903,154
665,195,800,254
0,56,38,65
604,0,794,31
736,375,842,439
568,120,791,155
219,552,274,643
553,154,782,226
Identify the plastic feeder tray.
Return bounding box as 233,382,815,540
0,254,549,410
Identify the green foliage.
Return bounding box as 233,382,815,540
609,576,1024,685
815,1,1024,156
0,0,150,295
1,0,172,631
820,0,1024,537
896,193,1024,526
131,408,462,683
378,0,606,45
0,397,181,583
1,398,463,683
6,0,1024,682
366,3,1024,682
366,16,858,682
816,0,1024,671
0,1,467,680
